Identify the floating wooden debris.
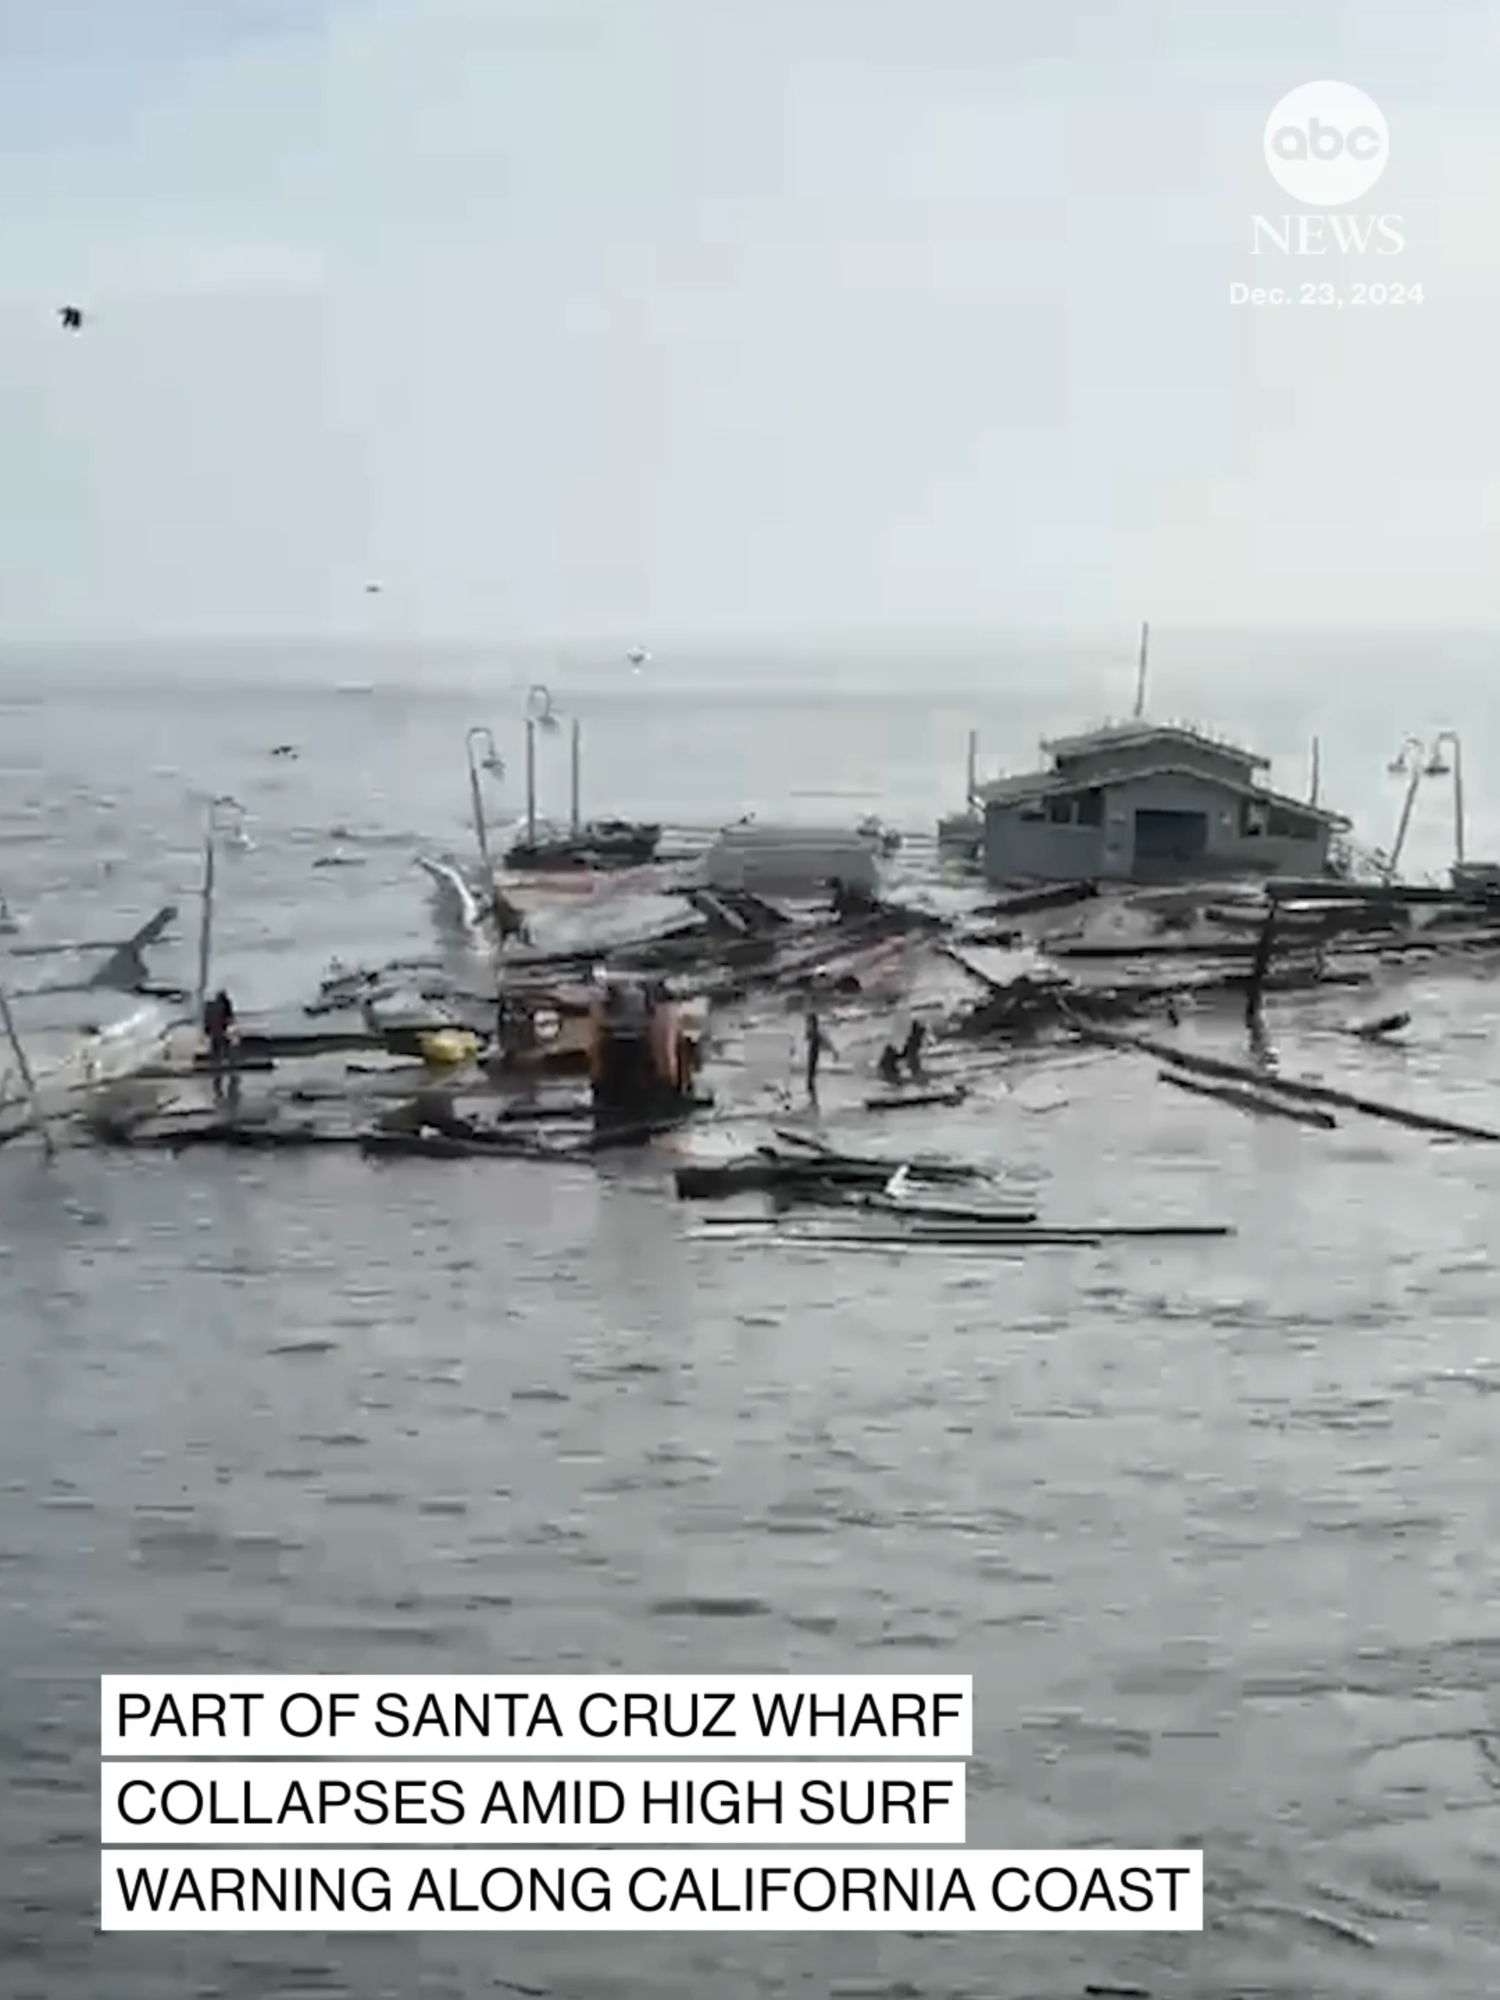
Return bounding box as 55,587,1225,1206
696,1197,1040,1227
1053,937,1272,961
675,1156,917,1200
687,1227,1103,1251
359,1130,555,1162
856,1177,1033,1225
687,1219,1232,1249
860,1085,968,1113
1159,1066,1338,1130
100,1120,356,1152
769,1128,985,1179
685,1231,1088,1254
1070,1019,1500,1142
1347,1010,1410,1041
982,881,1100,918
695,1217,1230,1241
676,1138,989,1201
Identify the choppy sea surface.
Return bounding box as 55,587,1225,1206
3,640,1500,1999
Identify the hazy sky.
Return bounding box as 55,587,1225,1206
1,0,1497,642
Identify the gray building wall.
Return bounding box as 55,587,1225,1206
982,813,1105,882
984,771,1332,883
1105,773,1331,875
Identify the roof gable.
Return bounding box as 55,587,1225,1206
1042,720,1269,772
978,761,1350,829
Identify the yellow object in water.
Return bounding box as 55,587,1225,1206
417,1028,480,1066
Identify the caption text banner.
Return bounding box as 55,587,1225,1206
101,1848,1205,1931
102,1676,972,1759
101,1760,967,1844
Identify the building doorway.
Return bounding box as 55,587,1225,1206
1133,808,1208,869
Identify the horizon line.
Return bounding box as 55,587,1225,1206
1,622,1498,653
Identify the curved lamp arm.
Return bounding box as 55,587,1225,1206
526,683,559,732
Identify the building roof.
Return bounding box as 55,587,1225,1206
707,823,875,849
979,771,1066,806
977,761,1351,830
1040,719,1270,772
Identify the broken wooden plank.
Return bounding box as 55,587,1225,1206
105,1122,358,1152
1053,938,1265,960
694,1199,1041,1226
770,1124,833,1152
1067,1016,1500,1141
358,1130,553,1161
686,888,751,934
937,942,1051,991
686,1220,1231,1246
980,881,1100,918
1347,1011,1410,1041
1159,1066,1338,1130
684,1228,1102,1252
860,1086,969,1112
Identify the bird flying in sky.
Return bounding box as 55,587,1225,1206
58,305,84,331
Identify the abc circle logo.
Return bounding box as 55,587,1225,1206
1264,81,1388,207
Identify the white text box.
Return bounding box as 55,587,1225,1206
101,1676,972,1758
101,1847,1203,1930
101,1760,966,1844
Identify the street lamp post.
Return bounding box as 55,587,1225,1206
1425,729,1464,868
1385,732,1465,880
194,795,247,1021
1383,739,1427,881
464,726,504,889
523,684,559,846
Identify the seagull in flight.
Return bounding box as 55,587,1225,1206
58,304,85,331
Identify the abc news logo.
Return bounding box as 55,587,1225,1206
1254,80,1402,256
1270,117,1382,165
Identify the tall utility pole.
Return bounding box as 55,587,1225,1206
193,795,246,1022
523,683,559,846
1132,620,1150,720
464,726,503,888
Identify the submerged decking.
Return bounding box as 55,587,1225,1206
8,866,1500,1254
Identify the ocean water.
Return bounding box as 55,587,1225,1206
3,640,1500,1998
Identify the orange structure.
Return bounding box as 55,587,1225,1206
587,977,704,1129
